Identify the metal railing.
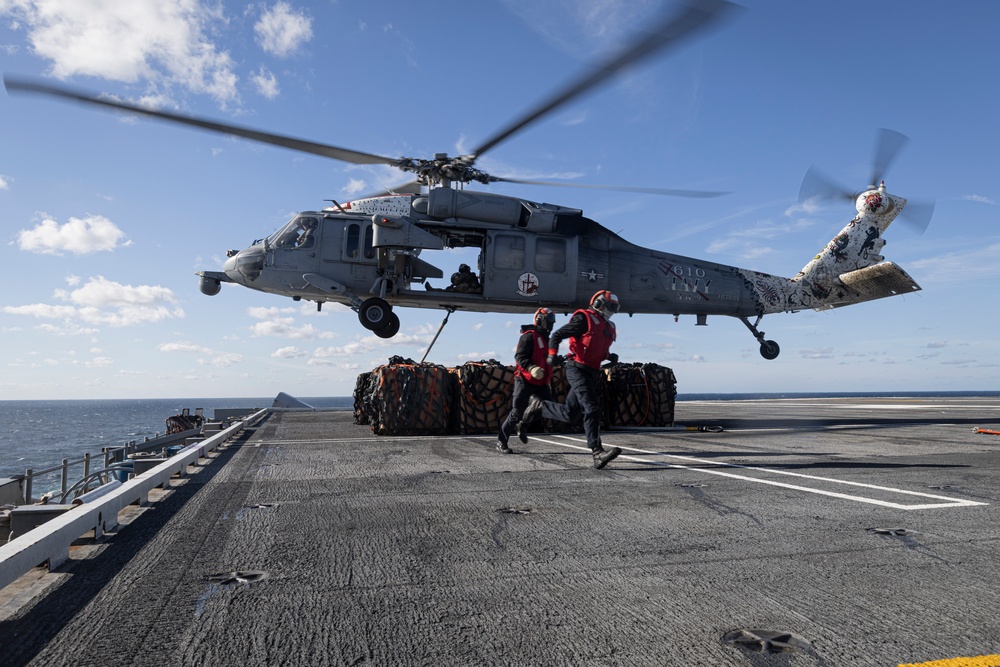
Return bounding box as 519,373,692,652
0,411,266,591
15,428,202,506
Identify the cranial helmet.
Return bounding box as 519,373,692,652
533,307,556,332
589,290,620,320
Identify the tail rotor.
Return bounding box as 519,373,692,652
798,128,934,234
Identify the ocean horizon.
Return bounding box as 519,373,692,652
3,391,999,490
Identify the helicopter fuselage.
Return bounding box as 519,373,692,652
198,184,920,359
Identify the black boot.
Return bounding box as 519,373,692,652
516,419,529,444
521,394,543,425
592,446,621,469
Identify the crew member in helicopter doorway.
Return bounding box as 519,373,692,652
496,308,556,454
519,291,622,469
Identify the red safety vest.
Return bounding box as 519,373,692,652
568,309,616,369
515,329,552,386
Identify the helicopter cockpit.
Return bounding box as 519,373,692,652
270,215,320,249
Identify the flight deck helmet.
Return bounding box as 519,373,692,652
589,290,620,320
534,307,556,332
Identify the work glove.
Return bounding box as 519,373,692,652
528,365,545,380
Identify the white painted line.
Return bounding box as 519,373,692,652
530,435,988,511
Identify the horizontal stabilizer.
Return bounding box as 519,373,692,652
827,262,920,308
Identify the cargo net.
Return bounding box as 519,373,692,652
601,362,677,428
353,371,375,425
361,356,455,435
453,360,515,434
356,357,675,436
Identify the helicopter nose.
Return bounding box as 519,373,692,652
225,247,265,284
223,253,241,283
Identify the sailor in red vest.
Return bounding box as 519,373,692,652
496,307,556,454
519,290,622,469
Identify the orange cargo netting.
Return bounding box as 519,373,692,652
602,362,677,428
355,356,455,435
453,361,515,435
354,358,676,436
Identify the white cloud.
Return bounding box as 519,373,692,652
272,346,307,358
198,353,244,367
343,178,367,196
963,194,996,205
16,214,130,255
247,305,330,339
251,65,280,99
312,328,436,359
250,318,320,339
2,0,239,103
36,322,99,335
3,275,184,327
159,341,213,353
247,306,296,319
910,241,1000,283
254,2,312,57
0,174,9,190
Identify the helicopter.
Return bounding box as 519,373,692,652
3,0,933,360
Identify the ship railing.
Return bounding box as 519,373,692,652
13,427,205,506
0,409,267,593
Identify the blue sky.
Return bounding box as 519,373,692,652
1,0,997,400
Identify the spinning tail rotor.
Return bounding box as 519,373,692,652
798,128,935,233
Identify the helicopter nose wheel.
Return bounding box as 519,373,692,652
740,315,781,360
358,297,393,331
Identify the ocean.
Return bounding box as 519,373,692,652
0,397,353,485
3,391,998,494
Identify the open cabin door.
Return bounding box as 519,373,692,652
483,231,578,305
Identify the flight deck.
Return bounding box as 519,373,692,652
2,396,1000,666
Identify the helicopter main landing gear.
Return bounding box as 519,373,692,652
739,315,780,360
358,297,400,338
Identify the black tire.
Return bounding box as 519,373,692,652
374,313,401,339
359,297,391,330
759,340,780,360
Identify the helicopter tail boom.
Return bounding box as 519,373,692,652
788,184,921,310
736,183,920,316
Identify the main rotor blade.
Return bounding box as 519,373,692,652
869,128,909,187
492,176,728,198
4,75,399,166
469,0,738,160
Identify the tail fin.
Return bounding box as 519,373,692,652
789,184,920,310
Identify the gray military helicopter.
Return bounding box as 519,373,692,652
3,0,933,359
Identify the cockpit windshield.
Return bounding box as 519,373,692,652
268,215,320,249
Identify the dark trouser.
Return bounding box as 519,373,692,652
539,362,602,451
498,376,552,444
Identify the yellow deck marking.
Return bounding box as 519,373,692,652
899,655,1000,667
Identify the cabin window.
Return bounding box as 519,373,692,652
535,238,565,273
494,234,524,270
345,223,360,258
363,224,376,259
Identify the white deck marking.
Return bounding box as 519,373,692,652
530,435,987,510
